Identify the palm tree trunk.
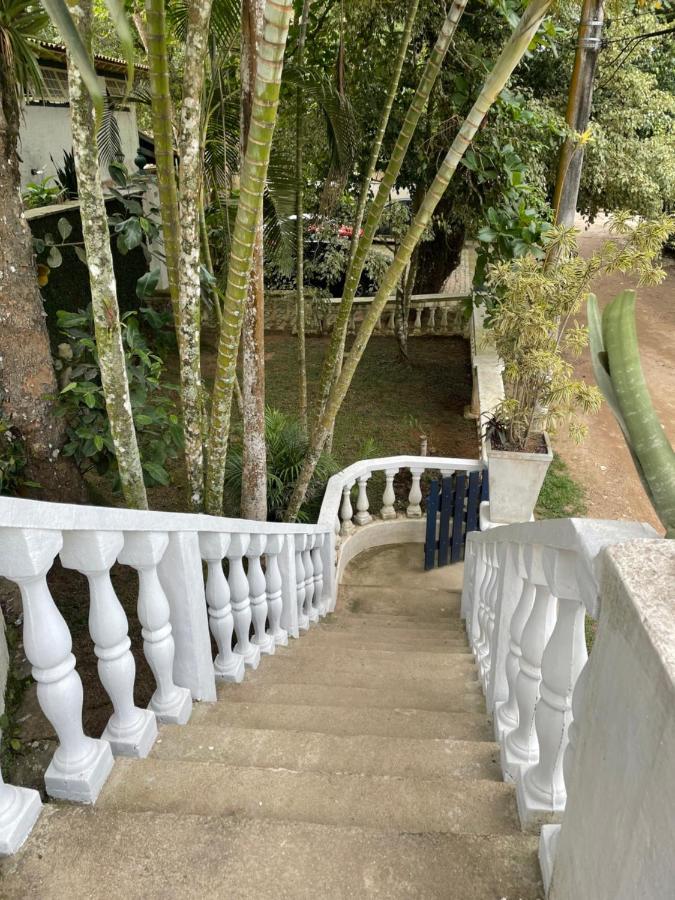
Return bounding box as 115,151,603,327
313,0,467,437
0,59,83,501
240,0,268,520
176,0,214,510
285,0,554,520
67,0,147,509
295,0,312,435
205,0,293,516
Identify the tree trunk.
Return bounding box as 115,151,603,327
239,0,268,521
285,0,554,520
67,0,147,509
176,0,214,510
0,59,84,501
205,0,293,516
395,248,418,363
313,0,468,437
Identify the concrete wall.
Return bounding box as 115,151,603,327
19,105,139,189
549,539,675,900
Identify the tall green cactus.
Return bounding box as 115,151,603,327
588,290,675,537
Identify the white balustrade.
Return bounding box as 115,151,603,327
227,534,261,669
247,534,275,656
0,528,114,802
427,306,436,331
354,474,372,526
440,305,449,330
406,468,423,518
119,532,192,725
264,535,288,646
339,483,355,536
381,469,397,520
303,536,318,624
472,544,494,666
412,307,422,333
199,532,246,683
60,531,157,757
295,535,309,632
477,544,501,689
387,310,395,332
0,770,42,857
311,534,326,617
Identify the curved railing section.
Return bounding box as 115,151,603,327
461,516,657,889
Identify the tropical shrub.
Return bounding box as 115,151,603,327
53,306,183,489
22,177,63,209
0,417,31,495
224,408,339,521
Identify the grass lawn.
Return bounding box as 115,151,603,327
535,453,588,520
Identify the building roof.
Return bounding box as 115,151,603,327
31,40,149,76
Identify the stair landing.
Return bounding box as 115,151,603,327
0,543,543,899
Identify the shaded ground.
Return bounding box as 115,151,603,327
553,218,675,534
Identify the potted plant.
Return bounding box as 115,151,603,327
482,213,672,524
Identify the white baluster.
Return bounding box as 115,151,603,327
295,535,309,631
501,546,555,783
60,531,157,757
226,534,260,669
440,305,449,332
387,310,395,332
247,534,275,656
339,483,355,536
494,547,536,742
467,542,488,646
354,474,372,526
479,544,501,690
474,544,496,665
563,653,590,792
0,528,114,802
381,468,397,520
348,311,356,334
311,534,326,616
428,305,436,332
264,535,288,646
518,550,587,826
119,532,192,725
303,536,318,624
0,768,42,857
406,467,423,518
413,306,422,333
198,532,246,683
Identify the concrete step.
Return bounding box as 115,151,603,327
98,758,522,836
341,544,465,592
276,642,474,668
190,699,494,741
153,724,501,781
339,585,459,618
2,807,543,899
292,631,471,654
215,678,485,714
322,612,466,633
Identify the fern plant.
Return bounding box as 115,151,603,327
224,408,339,522
485,213,673,450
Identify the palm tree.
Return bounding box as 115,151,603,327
0,0,83,500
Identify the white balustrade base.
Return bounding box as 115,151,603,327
493,700,516,742
308,607,320,624
45,739,114,803
0,786,42,857
516,772,565,832
298,614,310,632
252,633,276,656
214,653,246,683
539,824,561,893
236,644,261,669
269,628,288,647
499,739,534,786
149,686,192,726
102,707,157,758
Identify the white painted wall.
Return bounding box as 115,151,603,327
19,104,139,189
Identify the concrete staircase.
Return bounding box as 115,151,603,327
0,544,543,899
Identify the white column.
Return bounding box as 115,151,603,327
354,474,372,526
321,531,337,614
406,467,424,518
339,483,355,536
264,535,288,646
381,468,397,520
311,534,326,617
518,549,587,827
247,534,275,655
474,544,496,667
198,532,246,683
226,534,261,669
278,534,299,638
467,541,487,645
440,305,449,332
478,544,501,690
428,305,436,331
412,306,422,333
0,769,42,857
60,531,157,757
303,536,318,624
494,547,536,742
295,535,309,631
0,528,113,803
119,532,192,725
501,545,555,783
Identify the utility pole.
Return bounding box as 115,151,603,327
552,0,605,226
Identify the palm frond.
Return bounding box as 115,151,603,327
97,93,123,166
2,2,50,101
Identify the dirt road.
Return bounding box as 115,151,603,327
553,217,674,534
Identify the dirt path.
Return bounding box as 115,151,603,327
553,217,675,534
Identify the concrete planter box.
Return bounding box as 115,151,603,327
486,433,553,524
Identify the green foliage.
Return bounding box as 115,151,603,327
53,306,183,489
224,408,339,521
486,214,672,449
21,177,64,209
51,149,78,199
536,453,588,519
0,0,49,100
0,619,32,776
0,416,34,495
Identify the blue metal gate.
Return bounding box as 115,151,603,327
424,469,489,569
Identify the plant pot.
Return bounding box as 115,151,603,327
486,433,553,524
